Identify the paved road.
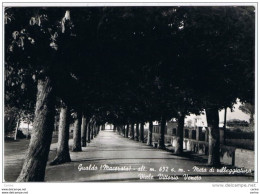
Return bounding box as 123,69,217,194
44,130,254,182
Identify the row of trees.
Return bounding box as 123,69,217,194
5,6,254,181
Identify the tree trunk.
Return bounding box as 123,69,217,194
116,125,119,134
147,120,153,146
129,123,134,139
14,117,20,141
125,124,129,138
97,125,100,134
90,123,94,140
26,122,30,139
158,116,166,149
87,122,91,143
81,115,87,147
175,114,185,155
113,125,116,132
135,123,139,141
93,124,97,137
223,107,227,129
123,125,126,136
119,125,122,135
206,107,221,166
117,125,119,134
122,125,124,135
223,107,227,144
17,78,55,182
72,111,82,152
139,123,144,143
50,105,71,165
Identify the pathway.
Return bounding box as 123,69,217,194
45,130,254,182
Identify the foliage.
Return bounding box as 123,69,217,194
226,119,249,127
239,102,254,125
4,106,19,133
5,6,255,127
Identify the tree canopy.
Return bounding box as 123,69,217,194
5,6,254,131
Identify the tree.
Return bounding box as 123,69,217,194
72,111,82,152
139,123,145,143
175,114,185,154
125,123,129,138
16,77,55,181
50,102,71,165
158,116,166,149
6,8,76,181
130,123,135,140
239,103,254,127
4,106,19,135
147,120,153,146
135,123,139,141
81,114,88,147
178,7,254,165
226,119,249,127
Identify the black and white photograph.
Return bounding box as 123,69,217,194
1,1,258,193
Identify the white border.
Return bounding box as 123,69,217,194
1,2,259,194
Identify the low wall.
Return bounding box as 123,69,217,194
220,146,254,170
151,127,254,170
235,149,254,170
